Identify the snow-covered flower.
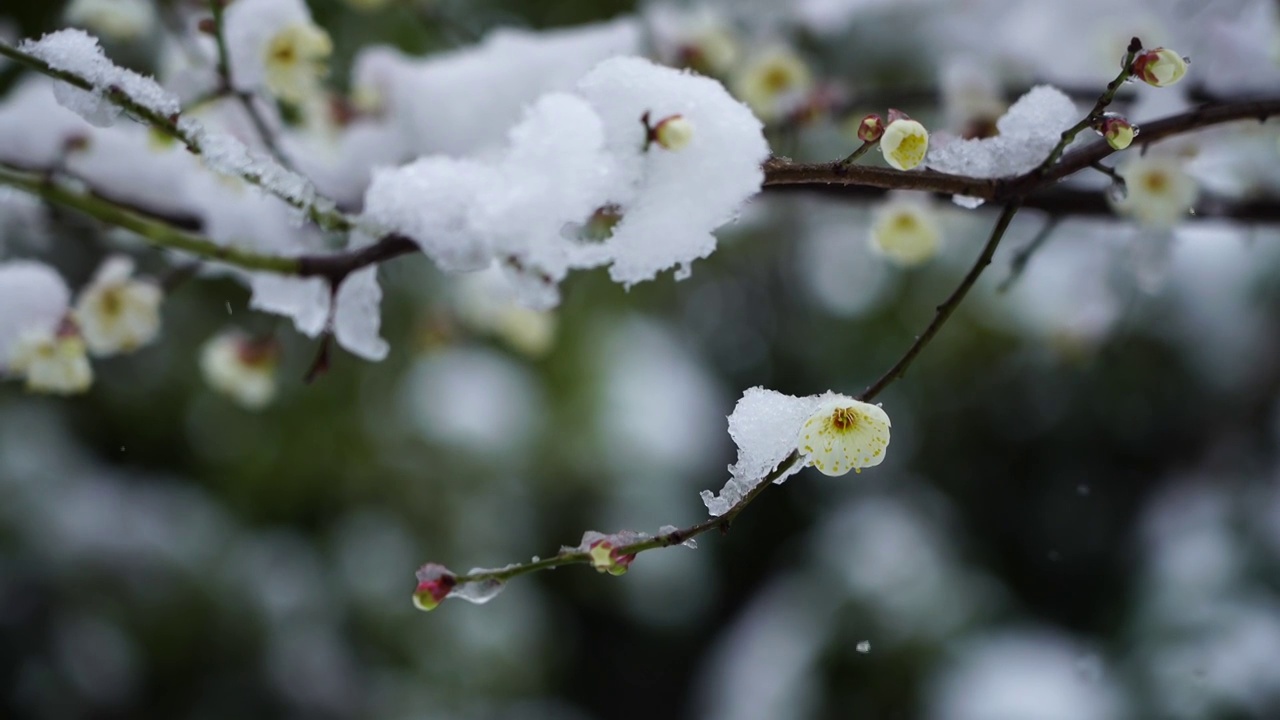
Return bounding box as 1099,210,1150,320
799,394,892,476
1113,155,1198,229
64,0,156,41
1133,47,1188,88
701,388,893,516
73,255,162,356
411,564,456,612
881,111,929,171
650,113,694,151
9,320,93,395
870,197,942,266
0,259,72,368
1100,114,1137,151
224,0,332,103
731,47,814,123
199,330,280,410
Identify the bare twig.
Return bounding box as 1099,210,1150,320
858,202,1022,402
206,0,294,169
449,452,803,587
998,215,1061,293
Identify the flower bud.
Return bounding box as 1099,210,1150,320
412,564,457,612
1132,48,1188,87
587,539,635,576
880,112,929,171
856,113,884,143
1099,114,1137,151
651,114,694,151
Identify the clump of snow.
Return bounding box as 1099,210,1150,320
364,55,767,308
20,29,179,127
0,260,70,367
362,18,639,157
700,388,822,516
927,85,1079,178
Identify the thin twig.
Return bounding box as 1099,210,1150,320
997,215,1061,293
450,452,802,586
0,40,351,234
839,140,877,167
858,202,1021,402
206,0,294,169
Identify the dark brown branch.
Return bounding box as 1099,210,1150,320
763,97,1280,202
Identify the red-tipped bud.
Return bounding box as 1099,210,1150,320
857,114,884,143
1132,48,1188,87
412,563,457,612
588,540,635,576
1099,114,1137,151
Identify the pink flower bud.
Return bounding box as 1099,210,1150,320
857,114,884,142
588,539,635,576
412,563,457,612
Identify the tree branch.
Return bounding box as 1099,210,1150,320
0,39,351,234
449,451,802,587
205,0,294,169
858,202,1021,402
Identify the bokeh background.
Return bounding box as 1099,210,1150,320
3,1,1280,718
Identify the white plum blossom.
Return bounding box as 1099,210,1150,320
798,394,892,476
73,255,162,357
200,330,280,410
1113,155,1199,229
731,46,814,123
881,114,930,171
869,196,942,266
701,387,892,516
63,0,155,42
10,323,93,395
223,0,332,103
645,4,741,77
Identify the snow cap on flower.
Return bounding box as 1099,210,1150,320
224,0,332,103
731,46,814,123
64,0,156,41
74,255,162,356
799,393,892,476
1133,47,1188,88
881,111,929,170
412,563,457,612
650,113,694,151
701,387,893,516
199,330,280,410
1099,114,1137,151
10,318,93,395
870,196,942,266
0,260,71,369
1112,155,1198,229
856,113,884,143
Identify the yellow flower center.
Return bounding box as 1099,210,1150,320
830,406,860,431
1142,171,1168,194
893,134,926,165
762,65,794,94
